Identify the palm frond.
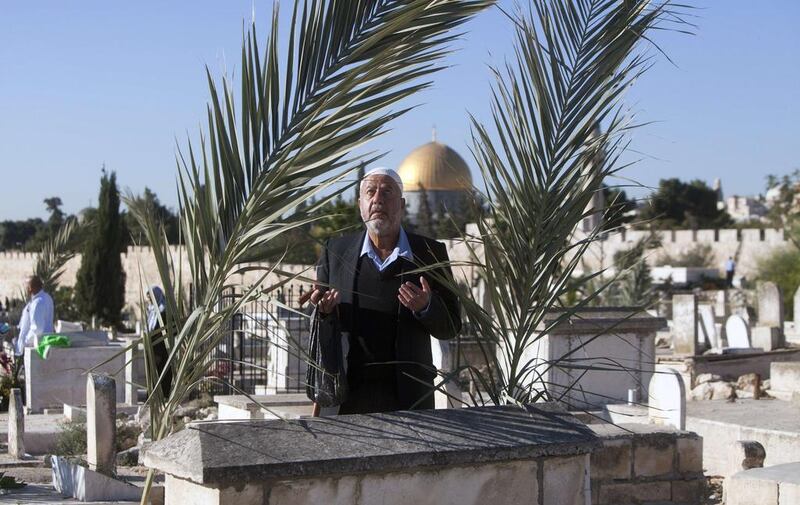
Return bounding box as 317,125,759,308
33,218,79,295
123,0,493,469
423,0,688,406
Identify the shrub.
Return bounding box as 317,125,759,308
656,244,716,268
54,421,87,458
756,246,800,319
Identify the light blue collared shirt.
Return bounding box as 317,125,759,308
360,227,414,271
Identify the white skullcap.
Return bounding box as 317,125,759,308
361,167,403,193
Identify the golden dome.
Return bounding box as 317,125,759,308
397,141,473,192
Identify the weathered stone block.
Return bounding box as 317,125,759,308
543,455,587,505
673,294,698,355
598,481,671,504
8,388,25,458
87,374,117,476
726,475,778,505
591,438,632,480
634,436,675,477
676,436,703,474
752,326,781,351
671,479,704,504
779,481,800,505
146,404,598,505
771,362,800,393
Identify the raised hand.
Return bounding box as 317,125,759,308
309,288,340,314
398,276,432,313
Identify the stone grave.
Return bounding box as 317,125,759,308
769,362,800,401
647,369,686,430
521,308,664,409
8,388,25,458
714,290,728,319
86,374,116,475
697,303,719,350
25,343,126,413
51,373,142,502
725,315,752,349
143,403,599,505
726,462,799,505
265,315,309,394
431,336,463,409
672,294,699,355
753,282,785,351
794,284,800,328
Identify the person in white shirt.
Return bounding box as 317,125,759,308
14,276,55,356
724,257,736,288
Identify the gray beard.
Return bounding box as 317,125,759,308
365,217,397,237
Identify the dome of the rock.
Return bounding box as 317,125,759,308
397,141,473,192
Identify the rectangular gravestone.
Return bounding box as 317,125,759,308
725,315,752,349
673,294,699,355
87,374,116,476
714,290,728,319
698,304,719,349
266,316,310,394
794,285,800,325
756,282,785,349
430,337,462,409
758,282,784,328
8,388,24,458
648,368,686,430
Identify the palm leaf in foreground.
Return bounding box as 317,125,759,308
33,218,79,296
122,2,491,498
424,0,688,406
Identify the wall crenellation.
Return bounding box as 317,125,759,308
0,228,791,306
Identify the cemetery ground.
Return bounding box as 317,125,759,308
2,289,800,503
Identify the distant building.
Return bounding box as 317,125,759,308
725,195,767,223
397,134,473,224
713,178,725,211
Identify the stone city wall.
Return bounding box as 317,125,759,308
0,227,790,306
0,246,314,312
572,227,788,280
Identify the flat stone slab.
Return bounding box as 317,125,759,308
687,399,800,433
213,393,311,410
0,484,137,504
144,404,599,486
727,462,800,505
730,462,800,484
541,307,666,334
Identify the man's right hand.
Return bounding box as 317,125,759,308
309,288,340,314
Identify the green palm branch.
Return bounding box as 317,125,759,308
124,0,491,468
421,0,689,407
33,218,79,295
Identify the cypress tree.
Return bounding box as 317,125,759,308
74,170,126,327
415,184,435,237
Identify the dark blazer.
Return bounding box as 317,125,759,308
316,230,461,410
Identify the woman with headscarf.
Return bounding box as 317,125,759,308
146,286,172,398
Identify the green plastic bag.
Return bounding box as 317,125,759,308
36,334,71,359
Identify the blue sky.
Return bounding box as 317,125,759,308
1,1,799,220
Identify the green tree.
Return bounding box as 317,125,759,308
43,197,65,232
757,247,800,319
124,188,180,245
639,178,732,229
764,169,800,250
602,185,636,231
413,185,435,237
0,219,44,251
74,171,126,327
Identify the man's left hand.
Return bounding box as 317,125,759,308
398,276,432,313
